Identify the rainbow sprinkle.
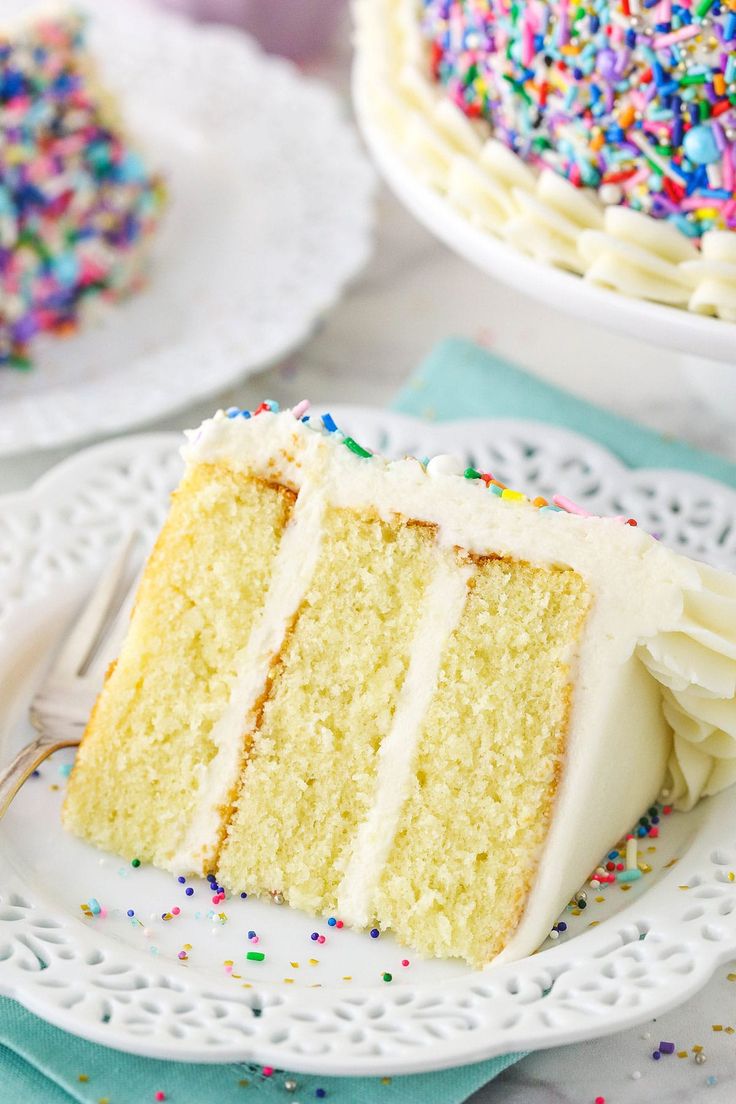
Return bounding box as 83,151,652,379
0,13,165,367
550,801,672,937
218,401,641,526
420,0,736,238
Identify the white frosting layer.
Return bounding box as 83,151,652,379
336,552,473,926
168,440,328,874
352,0,736,321
183,410,736,959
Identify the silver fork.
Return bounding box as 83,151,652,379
0,533,140,820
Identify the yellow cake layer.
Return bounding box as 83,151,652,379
63,465,294,868
216,508,436,912
370,557,590,967
64,453,592,965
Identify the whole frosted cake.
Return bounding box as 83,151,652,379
63,402,736,967
354,0,736,318
0,11,165,368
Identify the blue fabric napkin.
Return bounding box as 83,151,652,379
394,337,736,486
4,335,735,1102
0,995,524,1103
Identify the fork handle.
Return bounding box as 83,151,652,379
0,737,78,820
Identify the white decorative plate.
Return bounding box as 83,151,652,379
2,406,736,1075
0,0,374,456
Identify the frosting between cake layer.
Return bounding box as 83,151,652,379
336,552,473,926
352,0,736,320
184,408,736,958
168,452,329,874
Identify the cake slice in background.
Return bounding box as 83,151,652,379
63,403,736,967
0,11,165,368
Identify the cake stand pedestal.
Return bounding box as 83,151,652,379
680,355,736,412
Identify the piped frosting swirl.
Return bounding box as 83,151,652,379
639,560,736,808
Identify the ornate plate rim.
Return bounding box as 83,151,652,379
1,406,736,1074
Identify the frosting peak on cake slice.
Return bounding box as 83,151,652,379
63,403,736,966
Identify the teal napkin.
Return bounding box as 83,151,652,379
0,996,524,1103
4,334,735,1103
394,337,736,486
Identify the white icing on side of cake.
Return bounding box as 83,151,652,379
497,648,671,963
336,552,473,927
352,0,736,321
184,410,736,959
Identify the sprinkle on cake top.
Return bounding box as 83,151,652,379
419,0,736,239
219,399,639,524
0,12,165,368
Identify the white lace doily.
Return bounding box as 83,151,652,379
0,0,374,456
1,407,735,1074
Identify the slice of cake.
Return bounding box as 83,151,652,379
0,11,165,368
63,403,736,967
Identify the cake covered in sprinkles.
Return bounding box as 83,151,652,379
353,0,736,317
421,0,736,238
64,401,736,967
0,11,165,368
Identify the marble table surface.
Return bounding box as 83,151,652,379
3,22,736,1104
478,967,736,1103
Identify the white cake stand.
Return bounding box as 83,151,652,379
354,79,736,403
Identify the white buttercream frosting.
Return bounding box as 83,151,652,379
352,0,736,321
336,552,473,926
638,559,736,810
169,437,329,874
183,409,736,959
